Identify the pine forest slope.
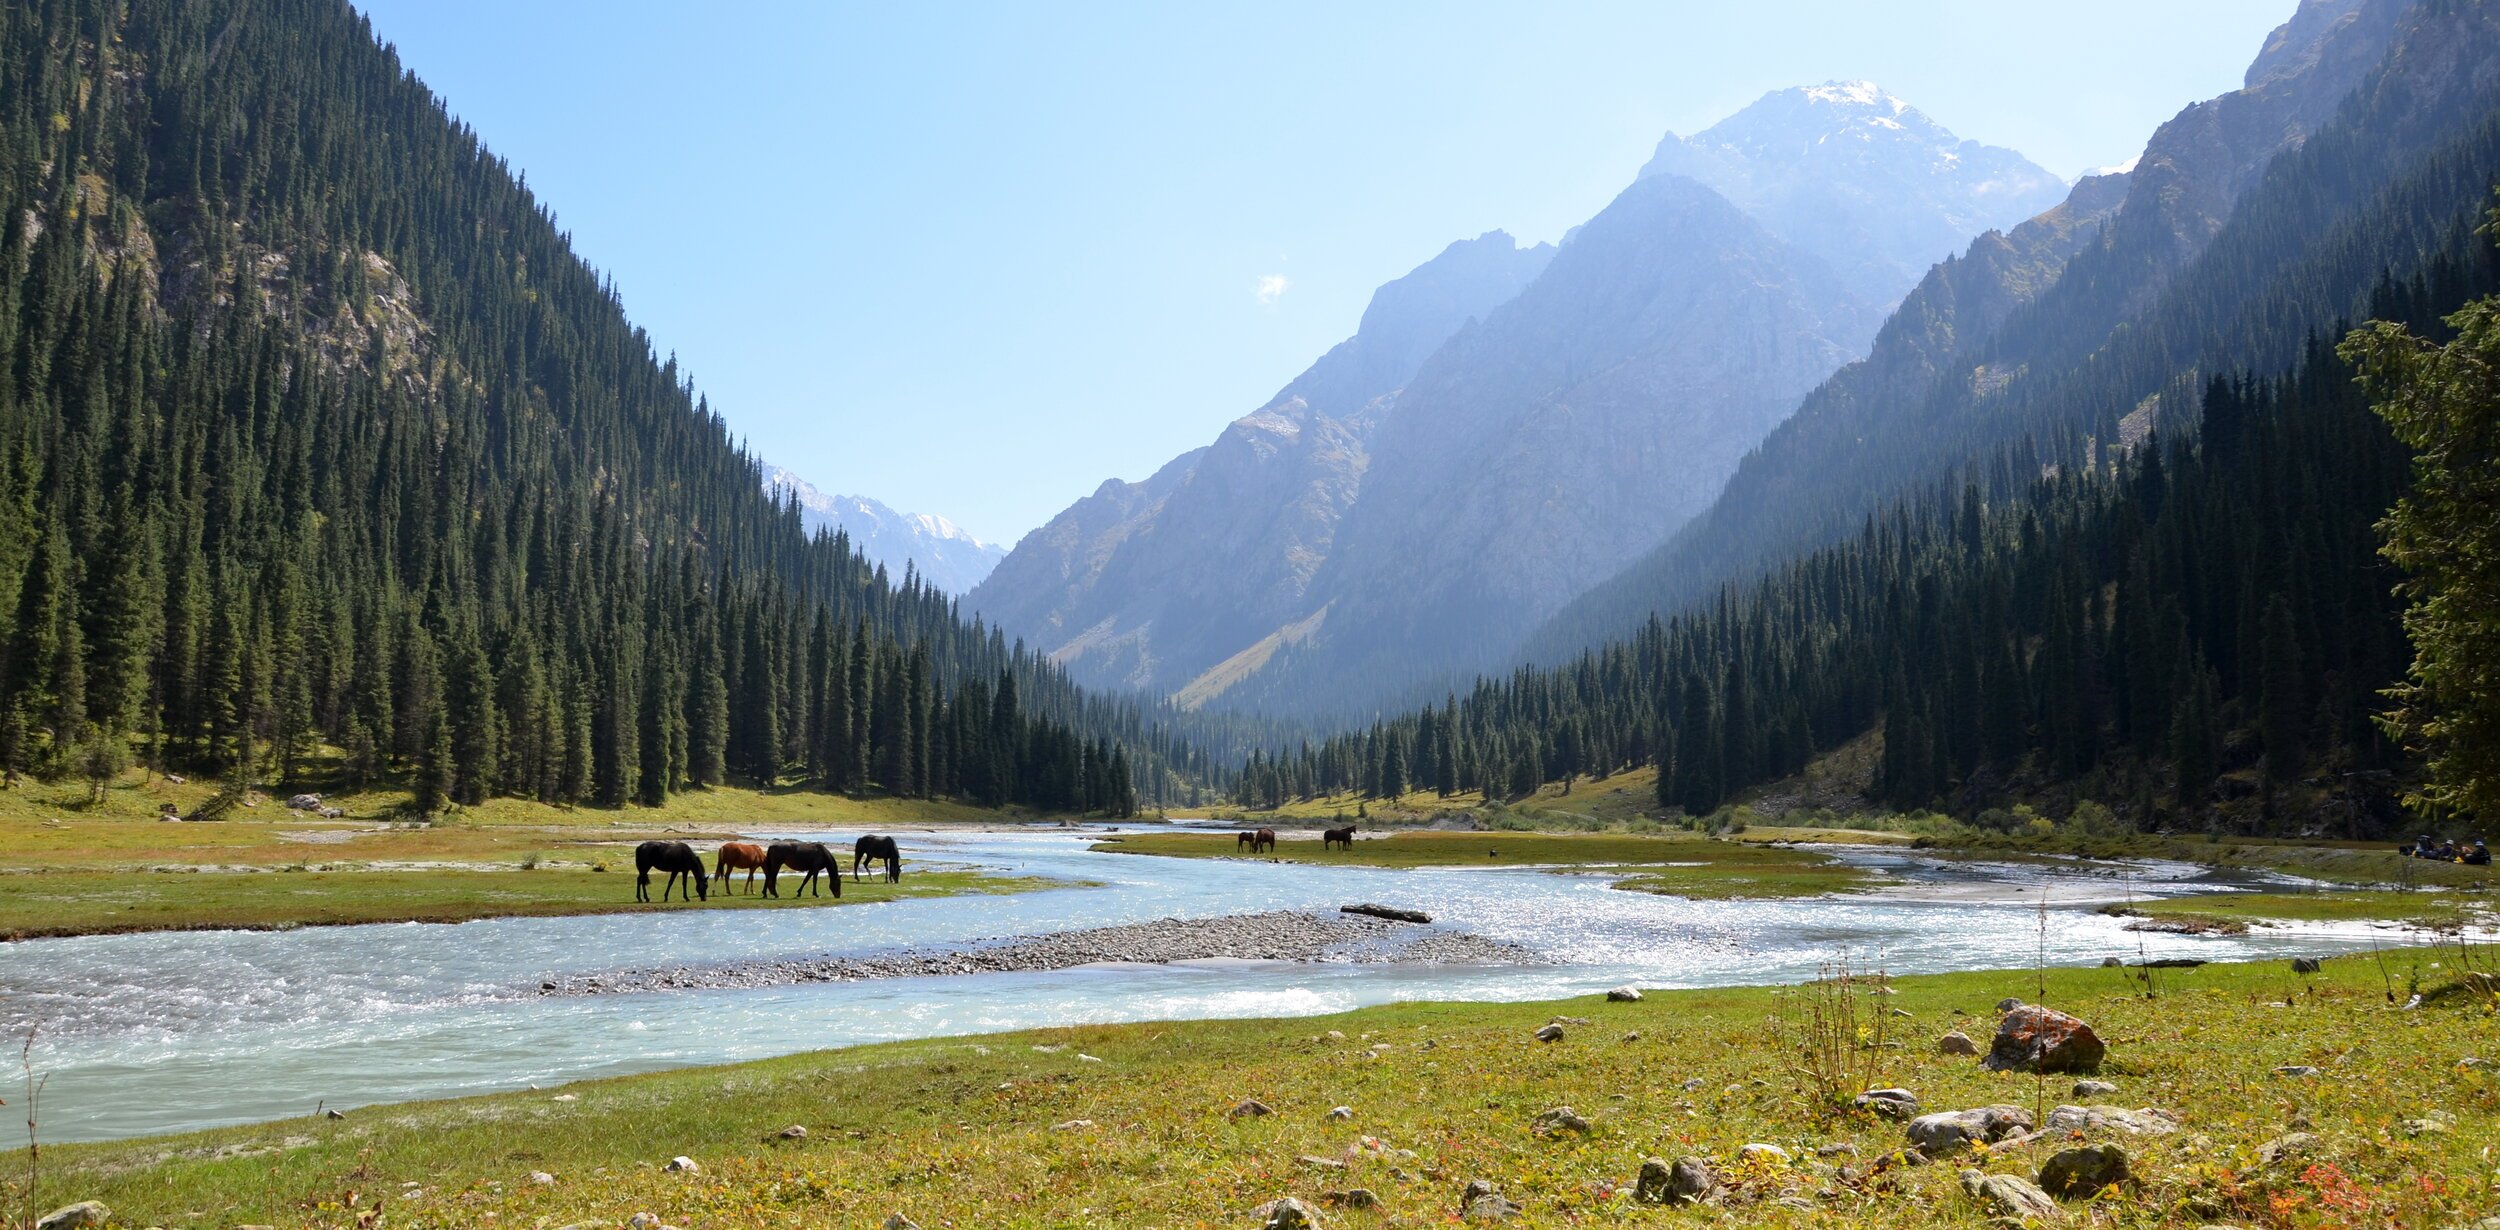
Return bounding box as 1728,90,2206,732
0,0,1235,818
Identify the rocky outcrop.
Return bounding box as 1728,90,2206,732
1984,1006,2106,1074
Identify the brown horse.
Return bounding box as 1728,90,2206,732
1322,825,1356,851
1237,830,1259,852
763,841,842,899
1251,828,1278,854
714,841,768,894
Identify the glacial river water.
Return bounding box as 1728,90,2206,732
0,825,2429,1143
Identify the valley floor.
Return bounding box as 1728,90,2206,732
20,953,2499,1228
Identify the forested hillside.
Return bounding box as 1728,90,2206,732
1229,6,2500,834
0,0,1232,816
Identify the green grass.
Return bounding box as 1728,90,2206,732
2100,889,2490,936
24,953,2500,1227
0,865,1053,940
1094,830,1876,899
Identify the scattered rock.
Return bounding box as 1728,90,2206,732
1740,1143,1790,1166
2072,1080,2118,1098
1231,1098,1276,1119
1817,1142,1858,1158
528,1171,555,1186
2038,1144,2131,1197
777,1124,808,1139
1938,1030,1979,1057
1855,1088,1921,1121
2256,1132,2319,1166
629,1216,664,1230
1996,997,2025,1013
1299,1155,1349,1170
1462,1193,1520,1222
2100,957,2124,967
2400,1113,2451,1137
1623,1031,1642,1042
35,1203,109,1230
1322,1188,1380,1209
2043,1105,2179,1136
1548,1015,1591,1026
1960,1169,2061,1222
1051,1119,1093,1132
1532,1106,1592,1136
1907,1106,2036,1158
323,1108,345,1120
1606,986,1642,1002
1681,1077,1706,1091
1889,1007,1914,1018
2290,957,2322,974
1634,1156,1717,1205
1984,1006,2105,1074
1461,1179,1499,1207
1534,1023,1565,1043
883,1216,921,1230
1326,1105,1353,1120
662,1155,700,1174
2271,1065,2320,1079
1253,1196,1324,1229
1341,903,1430,924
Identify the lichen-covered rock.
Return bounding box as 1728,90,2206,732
2038,1144,2131,1198
2072,1080,2118,1098
1531,1106,1591,1136
1984,1006,2105,1074
1231,1098,1276,1119
1533,1023,1565,1043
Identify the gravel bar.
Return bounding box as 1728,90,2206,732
538,909,1542,996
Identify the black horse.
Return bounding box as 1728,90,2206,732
634,840,709,903
763,841,842,899
854,834,902,883
1322,825,1356,851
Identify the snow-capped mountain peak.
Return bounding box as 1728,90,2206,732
762,465,1006,595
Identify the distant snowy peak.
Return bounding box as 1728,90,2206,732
1639,80,2070,304
761,465,1006,595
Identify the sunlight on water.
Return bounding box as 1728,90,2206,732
0,827,2418,1142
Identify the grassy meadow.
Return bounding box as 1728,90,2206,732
1093,829,1879,900
17,952,2499,1228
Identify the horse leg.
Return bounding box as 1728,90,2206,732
636,870,650,902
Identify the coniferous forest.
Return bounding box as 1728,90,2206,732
0,0,1269,817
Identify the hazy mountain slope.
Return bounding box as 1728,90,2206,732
1641,81,2070,304
760,467,1005,595
1534,0,2446,664
1212,174,1877,713
968,232,1552,689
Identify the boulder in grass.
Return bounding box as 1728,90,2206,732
1253,1197,1324,1230
1607,986,1642,1002
1960,1170,2061,1222
662,1156,700,1173
35,1204,110,1230
2044,1105,2178,1136
1907,1106,2035,1158
1634,1156,1718,1205
2038,1144,2131,1198
1854,1088,1921,1121
1983,1006,2105,1074
1937,1030,1979,1057
1532,1106,1592,1136
883,1216,922,1230
1231,1098,1276,1119
1534,1023,1565,1043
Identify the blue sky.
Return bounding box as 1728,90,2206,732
356,0,2293,546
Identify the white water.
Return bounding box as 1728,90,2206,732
0,826,2422,1142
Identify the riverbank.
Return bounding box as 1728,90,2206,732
539,909,1544,995
24,949,2496,1228
1092,830,1878,899
0,864,1052,940
0,773,1091,937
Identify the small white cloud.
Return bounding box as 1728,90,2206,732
1254,274,1290,306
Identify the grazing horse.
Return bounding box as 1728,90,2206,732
714,841,768,894
763,841,842,899
853,834,903,883
634,840,709,903
1237,830,1260,852
1251,828,1277,854
1322,825,1356,851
